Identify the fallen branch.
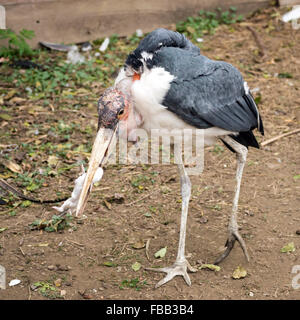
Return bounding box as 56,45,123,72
261,128,300,147
247,26,266,58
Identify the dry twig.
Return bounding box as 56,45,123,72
261,128,300,147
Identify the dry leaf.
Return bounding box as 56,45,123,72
232,266,247,279
154,247,167,258
54,278,62,287
280,242,295,253
132,240,145,249
199,264,221,272
131,262,141,272
9,97,26,105
4,90,16,100
0,159,23,173
0,113,12,121
47,155,59,167
103,200,111,210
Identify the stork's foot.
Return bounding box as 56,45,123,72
214,229,250,265
146,259,197,288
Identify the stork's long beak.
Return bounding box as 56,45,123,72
75,127,117,217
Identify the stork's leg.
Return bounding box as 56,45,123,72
146,160,197,288
214,135,250,265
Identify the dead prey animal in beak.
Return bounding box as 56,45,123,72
75,87,131,217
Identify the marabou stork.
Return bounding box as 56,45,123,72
75,29,264,288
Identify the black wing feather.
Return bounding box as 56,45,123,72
126,30,264,149
153,47,263,144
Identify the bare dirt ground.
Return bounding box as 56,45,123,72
0,7,299,300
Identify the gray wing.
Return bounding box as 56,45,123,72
154,47,261,133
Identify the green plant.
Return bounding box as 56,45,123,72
33,281,62,299
218,7,243,24
119,278,147,291
176,7,243,41
29,214,73,232
0,28,35,57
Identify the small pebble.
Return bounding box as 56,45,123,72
60,290,66,296
9,279,21,287
249,291,254,297
47,265,56,271
64,282,72,286
198,216,208,224
30,284,38,291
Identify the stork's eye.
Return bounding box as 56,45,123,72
117,109,125,119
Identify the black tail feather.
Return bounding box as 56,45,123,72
221,130,260,153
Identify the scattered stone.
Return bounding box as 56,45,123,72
198,216,208,224
9,279,21,287
78,290,92,299
56,264,70,271
60,290,67,296
105,193,125,204
64,281,72,286
47,265,56,271
30,284,38,291
244,210,254,216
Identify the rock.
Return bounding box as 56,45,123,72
56,264,70,271
64,281,72,286
9,279,21,287
198,216,208,224
30,284,38,291
47,265,56,271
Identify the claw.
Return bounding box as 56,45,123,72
214,231,250,265
146,260,196,288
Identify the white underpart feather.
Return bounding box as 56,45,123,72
132,67,174,112
53,167,103,214
132,66,236,145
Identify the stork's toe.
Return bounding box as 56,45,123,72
214,230,250,265
146,259,196,288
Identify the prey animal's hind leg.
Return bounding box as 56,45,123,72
214,135,250,265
